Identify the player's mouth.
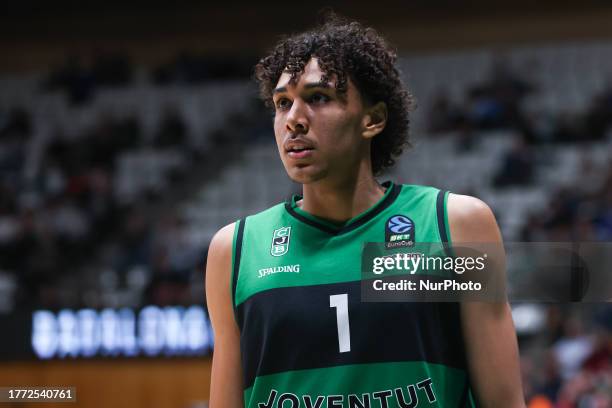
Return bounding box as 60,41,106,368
287,146,314,159
285,139,315,159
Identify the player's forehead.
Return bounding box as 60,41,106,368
275,57,336,91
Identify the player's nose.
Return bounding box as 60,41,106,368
286,100,309,135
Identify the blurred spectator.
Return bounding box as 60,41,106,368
427,57,537,145
43,52,133,104
468,56,533,129
455,121,478,153
0,107,31,140
114,209,152,276
553,317,596,381
584,85,612,141
43,55,97,105
551,111,583,144
427,89,466,133
593,189,612,240
154,108,187,148
493,136,535,187
91,51,132,86
521,158,612,243
152,52,253,85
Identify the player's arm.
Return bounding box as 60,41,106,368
447,194,525,408
205,223,244,408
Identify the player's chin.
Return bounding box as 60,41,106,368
284,163,326,184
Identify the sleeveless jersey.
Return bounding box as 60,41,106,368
231,182,477,408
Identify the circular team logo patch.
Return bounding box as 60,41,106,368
388,215,413,234
385,215,415,249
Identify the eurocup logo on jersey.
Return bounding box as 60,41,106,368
271,226,291,257
385,215,415,249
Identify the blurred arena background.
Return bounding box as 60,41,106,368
0,1,610,407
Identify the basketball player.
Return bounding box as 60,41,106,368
206,14,524,408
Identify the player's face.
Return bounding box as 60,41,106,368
272,58,370,184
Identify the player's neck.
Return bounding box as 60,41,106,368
299,164,385,223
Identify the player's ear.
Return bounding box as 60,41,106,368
362,102,387,139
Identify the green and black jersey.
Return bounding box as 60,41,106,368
231,182,477,407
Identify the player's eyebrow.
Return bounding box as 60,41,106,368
273,82,332,94
303,82,332,90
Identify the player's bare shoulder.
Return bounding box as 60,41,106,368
447,193,501,243
208,223,236,261
206,222,244,407
205,222,237,298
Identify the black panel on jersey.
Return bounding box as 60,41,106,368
436,190,454,257
436,190,449,243
284,181,402,236
458,378,471,408
232,218,246,309
237,280,468,389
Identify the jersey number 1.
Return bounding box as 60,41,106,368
329,294,351,353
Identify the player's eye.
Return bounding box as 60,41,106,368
309,93,330,104
274,98,292,111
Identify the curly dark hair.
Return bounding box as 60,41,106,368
254,12,414,175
